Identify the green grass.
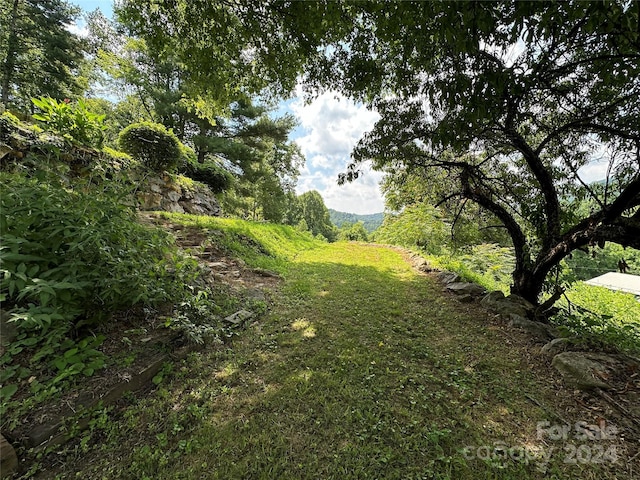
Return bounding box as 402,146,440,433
36,241,633,479
157,212,323,273
555,282,640,355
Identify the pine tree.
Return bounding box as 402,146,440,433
0,0,86,109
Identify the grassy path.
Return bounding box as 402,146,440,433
53,243,628,479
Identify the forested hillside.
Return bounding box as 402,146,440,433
328,209,383,232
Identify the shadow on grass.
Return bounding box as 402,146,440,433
51,245,627,480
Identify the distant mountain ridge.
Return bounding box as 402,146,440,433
328,209,384,233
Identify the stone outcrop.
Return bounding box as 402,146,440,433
541,338,574,356
551,352,618,390
137,173,221,216
446,282,486,297
508,313,556,341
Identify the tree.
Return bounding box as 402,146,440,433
298,190,337,241
109,1,640,306
380,163,512,249
321,1,640,305
0,0,86,109
338,222,369,242
94,14,303,221
373,204,448,254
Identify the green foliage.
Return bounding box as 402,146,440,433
0,172,197,338
553,283,640,356
297,190,337,242
338,222,369,242
373,204,448,254
0,170,203,425
422,244,515,295
118,121,182,172
1,0,87,109
180,158,232,194
31,96,107,147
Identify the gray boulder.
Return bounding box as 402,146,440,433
446,282,486,296
437,271,461,285
552,352,614,390
224,309,254,327
481,291,534,318
508,314,555,341
541,338,574,356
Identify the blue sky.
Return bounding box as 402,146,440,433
70,0,385,214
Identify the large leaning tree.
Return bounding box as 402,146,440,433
322,0,640,306
116,0,640,306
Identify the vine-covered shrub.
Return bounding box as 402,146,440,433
118,121,182,172
181,158,232,193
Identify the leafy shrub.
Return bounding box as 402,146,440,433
118,121,182,172
338,222,369,242
0,173,197,340
553,283,640,355
31,96,107,147
180,158,232,193
373,204,448,254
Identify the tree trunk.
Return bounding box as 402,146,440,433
1,0,21,107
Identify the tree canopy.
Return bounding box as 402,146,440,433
112,1,640,305
0,0,86,108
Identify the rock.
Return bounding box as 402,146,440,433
437,271,460,285
137,192,162,210
456,294,475,303
411,256,435,272
508,314,555,340
181,202,205,215
224,309,254,327
138,174,221,216
166,190,181,203
541,338,574,356
505,294,536,312
163,202,185,214
481,291,533,318
252,268,281,278
481,290,505,305
446,282,486,296
552,352,614,390
208,262,229,269
0,434,18,478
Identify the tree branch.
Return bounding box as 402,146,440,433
459,168,531,273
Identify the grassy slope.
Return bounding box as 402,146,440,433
43,222,634,479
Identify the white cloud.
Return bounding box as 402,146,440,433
289,91,383,214
66,21,89,38
578,160,608,184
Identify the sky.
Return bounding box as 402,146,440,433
70,1,609,215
